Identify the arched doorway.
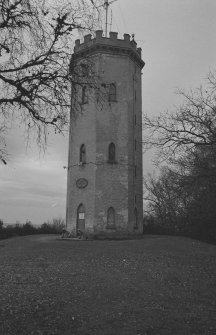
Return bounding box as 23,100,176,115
77,204,85,233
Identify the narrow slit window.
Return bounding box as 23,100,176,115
134,208,138,230
108,83,116,102
108,142,116,163
82,86,88,104
80,144,86,163
134,165,137,178
107,207,115,229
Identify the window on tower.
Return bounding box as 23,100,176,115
81,86,88,104
108,83,117,102
108,142,116,163
80,144,86,164
80,63,88,77
133,208,138,230
106,207,116,229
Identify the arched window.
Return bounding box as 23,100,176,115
80,144,86,164
82,86,88,104
108,83,116,101
108,142,116,163
134,208,138,230
107,207,115,229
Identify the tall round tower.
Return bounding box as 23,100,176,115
66,30,145,235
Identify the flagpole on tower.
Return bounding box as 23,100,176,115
105,0,108,37
94,0,117,37
104,0,117,37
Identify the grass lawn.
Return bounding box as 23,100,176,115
0,235,216,335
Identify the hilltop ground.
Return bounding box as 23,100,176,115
0,235,216,335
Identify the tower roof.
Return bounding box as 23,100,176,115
71,30,145,69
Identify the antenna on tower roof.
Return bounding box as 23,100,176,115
110,9,113,31
97,0,118,37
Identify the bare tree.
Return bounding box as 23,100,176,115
143,71,216,240
0,0,100,163
144,168,191,230
144,143,216,238
0,124,7,164
143,70,216,162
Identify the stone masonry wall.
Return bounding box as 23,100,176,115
66,31,144,234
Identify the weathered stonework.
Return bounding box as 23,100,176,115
66,31,145,235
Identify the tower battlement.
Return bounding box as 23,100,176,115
73,30,144,68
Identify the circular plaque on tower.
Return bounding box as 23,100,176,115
76,178,88,189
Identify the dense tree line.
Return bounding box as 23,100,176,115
0,217,65,239
143,72,216,243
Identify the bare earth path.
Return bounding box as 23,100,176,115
0,235,216,335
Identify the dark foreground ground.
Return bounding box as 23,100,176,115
0,235,216,335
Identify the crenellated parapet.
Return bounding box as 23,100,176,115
71,30,145,69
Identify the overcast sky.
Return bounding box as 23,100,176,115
1,0,216,225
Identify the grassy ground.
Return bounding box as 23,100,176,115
0,235,216,335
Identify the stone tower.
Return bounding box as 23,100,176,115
66,30,145,235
